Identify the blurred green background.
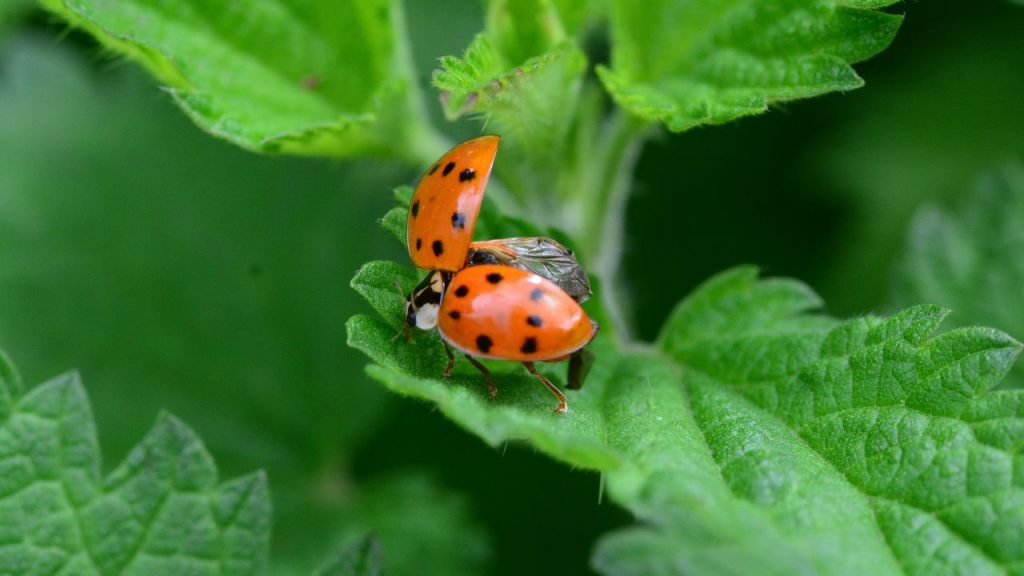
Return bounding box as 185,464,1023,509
0,1,1021,574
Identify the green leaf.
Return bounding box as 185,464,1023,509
433,1,587,207
380,206,408,245
0,348,462,576
314,534,383,576
893,164,1024,388
0,349,21,408
349,475,490,576
597,0,903,132
350,201,1024,573
39,0,435,158
274,471,491,576
434,0,578,118
0,368,270,575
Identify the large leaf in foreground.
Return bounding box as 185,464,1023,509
893,164,1024,387
40,0,432,158
645,271,1022,575
597,0,903,132
349,216,1023,574
0,352,270,575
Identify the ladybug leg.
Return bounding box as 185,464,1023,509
442,342,455,377
523,362,568,414
566,348,595,391
464,354,498,399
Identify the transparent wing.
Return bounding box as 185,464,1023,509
467,237,592,303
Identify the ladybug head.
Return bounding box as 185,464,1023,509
403,270,445,331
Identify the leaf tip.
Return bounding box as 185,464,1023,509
0,347,22,397
393,186,414,205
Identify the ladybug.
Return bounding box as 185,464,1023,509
399,135,598,410
402,263,595,410
407,134,499,272
436,265,597,413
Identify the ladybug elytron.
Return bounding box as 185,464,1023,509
407,135,499,273
401,135,597,412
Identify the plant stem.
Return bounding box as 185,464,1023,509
577,111,651,344
390,0,450,167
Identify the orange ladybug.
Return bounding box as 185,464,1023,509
399,135,598,411
407,135,499,271
436,265,597,413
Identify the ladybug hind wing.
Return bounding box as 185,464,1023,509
469,237,592,303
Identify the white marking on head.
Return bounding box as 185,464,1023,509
415,302,439,330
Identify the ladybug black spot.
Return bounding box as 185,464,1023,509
451,212,466,229
432,240,444,257
459,168,476,182
415,238,422,251
520,337,538,354
428,163,440,175
476,335,493,353
530,288,544,301
526,315,543,327
454,285,469,297
442,161,456,176
486,272,503,284
411,201,420,218
448,310,461,320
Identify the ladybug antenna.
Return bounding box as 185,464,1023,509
391,324,412,342
390,279,413,342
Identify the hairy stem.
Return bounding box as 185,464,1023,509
577,111,650,343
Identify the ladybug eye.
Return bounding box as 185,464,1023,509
405,303,417,327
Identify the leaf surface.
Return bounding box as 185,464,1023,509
597,0,902,132
40,0,432,157
350,201,1024,575
314,535,383,576
0,357,270,575
893,164,1024,387
433,0,588,208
